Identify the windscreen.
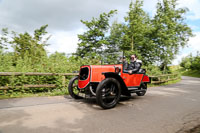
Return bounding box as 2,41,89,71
79,67,89,80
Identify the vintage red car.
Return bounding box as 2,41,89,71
68,56,151,109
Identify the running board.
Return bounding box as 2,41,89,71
128,87,138,91
128,88,146,93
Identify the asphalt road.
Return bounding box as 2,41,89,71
0,76,200,133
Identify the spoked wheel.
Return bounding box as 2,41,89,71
68,76,83,99
96,78,121,109
136,83,147,96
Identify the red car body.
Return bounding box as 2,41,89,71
78,64,150,90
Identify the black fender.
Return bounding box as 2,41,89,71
102,72,131,96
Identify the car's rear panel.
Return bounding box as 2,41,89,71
122,73,144,87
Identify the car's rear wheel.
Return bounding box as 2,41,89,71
136,83,147,96
68,76,83,99
96,78,121,109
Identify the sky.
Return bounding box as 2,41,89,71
0,0,200,65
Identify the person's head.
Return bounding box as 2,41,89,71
120,56,126,62
130,54,137,62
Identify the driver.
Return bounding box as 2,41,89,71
119,56,128,70
128,54,142,74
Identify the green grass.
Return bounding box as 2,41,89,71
149,78,181,87
182,70,200,78
0,89,68,99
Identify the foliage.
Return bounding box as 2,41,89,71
0,26,101,97
0,28,9,50
180,52,200,72
12,25,50,66
122,0,156,65
106,21,124,53
145,65,163,76
76,10,117,58
180,54,192,69
190,53,200,70
152,0,193,71
0,51,101,97
76,0,193,68
180,52,200,78
182,70,200,78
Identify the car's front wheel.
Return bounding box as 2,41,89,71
68,76,83,99
96,78,121,109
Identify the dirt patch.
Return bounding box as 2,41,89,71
176,111,200,133
186,125,200,133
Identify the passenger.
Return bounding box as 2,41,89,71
128,54,142,74
119,56,128,70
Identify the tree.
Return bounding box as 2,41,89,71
190,52,200,70
122,0,156,65
76,10,117,58
12,25,50,64
152,0,193,71
106,20,124,53
0,28,9,50
180,52,200,71
180,54,192,69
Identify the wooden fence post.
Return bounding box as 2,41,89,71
62,76,66,88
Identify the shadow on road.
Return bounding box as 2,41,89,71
64,94,143,110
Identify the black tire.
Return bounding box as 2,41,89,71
136,83,147,96
96,78,121,109
68,76,83,99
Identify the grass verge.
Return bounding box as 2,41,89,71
182,70,200,78
0,89,67,99
149,78,181,87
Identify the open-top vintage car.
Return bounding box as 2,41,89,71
68,53,151,109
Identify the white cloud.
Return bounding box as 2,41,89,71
172,52,188,65
143,0,157,16
0,0,131,32
143,0,200,20
172,32,200,65
188,32,200,51
178,0,200,20
188,24,200,31
143,0,200,21
46,28,84,54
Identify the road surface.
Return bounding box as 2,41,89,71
0,76,200,133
